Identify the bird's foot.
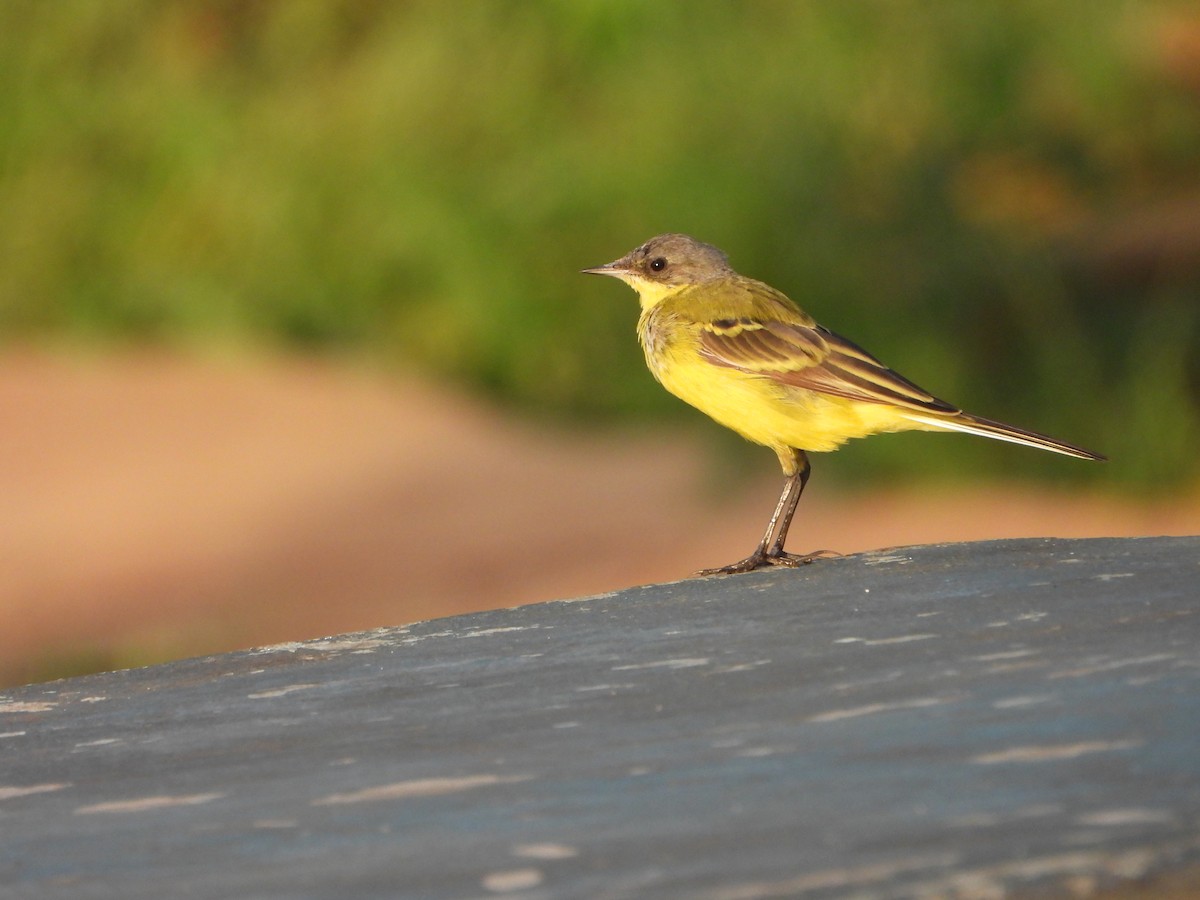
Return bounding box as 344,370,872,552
696,548,839,577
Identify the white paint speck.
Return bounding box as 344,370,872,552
828,633,939,645
482,868,543,892
0,701,57,714
75,793,224,815
808,697,949,723
972,739,1142,765
863,634,937,646
260,633,396,653
736,746,780,758
394,630,456,646
0,783,69,802
973,650,1038,662
247,683,319,700
1050,654,1176,679
575,683,635,692
612,658,710,671
313,775,529,806
512,843,578,860
992,695,1055,709
1077,808,1175,826
713,659,772,674
464,626,536,638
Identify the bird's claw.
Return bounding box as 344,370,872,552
696,548,839,577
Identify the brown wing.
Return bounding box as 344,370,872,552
698,317,958,415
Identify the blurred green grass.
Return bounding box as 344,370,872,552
1,0,1198,488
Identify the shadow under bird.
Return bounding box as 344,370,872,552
583,233,1105,576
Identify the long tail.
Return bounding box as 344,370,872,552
901,412,1106,461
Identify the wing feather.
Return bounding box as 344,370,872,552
699,317,958,415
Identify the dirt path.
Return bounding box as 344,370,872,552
1,350,1195,686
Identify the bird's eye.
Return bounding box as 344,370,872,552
649,257,667,272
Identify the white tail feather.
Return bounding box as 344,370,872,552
900,413,1102,460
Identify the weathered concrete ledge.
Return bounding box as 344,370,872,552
2,536,1198,898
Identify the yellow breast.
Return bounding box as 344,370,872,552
639,306,916,455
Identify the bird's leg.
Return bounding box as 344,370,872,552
697,451,833,576
764,452,835,563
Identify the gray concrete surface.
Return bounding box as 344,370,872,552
1,536,1198,899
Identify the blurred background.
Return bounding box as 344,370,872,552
1,1,1198,686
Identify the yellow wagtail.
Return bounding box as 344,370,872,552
583,233,1105,576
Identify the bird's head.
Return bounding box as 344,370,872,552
583,233,732,309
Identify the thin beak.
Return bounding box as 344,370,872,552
581,258,630,278
581,264,615,276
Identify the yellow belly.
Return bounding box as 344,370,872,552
647,341,916,455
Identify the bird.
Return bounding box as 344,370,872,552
582,233,1105,576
